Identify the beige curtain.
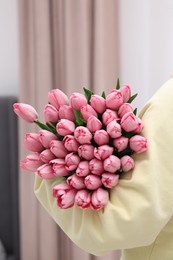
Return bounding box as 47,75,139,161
18,1,120,260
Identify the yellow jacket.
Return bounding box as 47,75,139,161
34,77,173,260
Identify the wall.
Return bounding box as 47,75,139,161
118,0,173,110
0,0,19,96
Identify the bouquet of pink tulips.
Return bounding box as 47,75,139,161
13,80,148,211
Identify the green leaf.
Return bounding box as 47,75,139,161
127,93,138,103
74,110,86,126
133,108,137,116
34,119,63,139
101,91,106,99
116,78,120,90
83,87,94,103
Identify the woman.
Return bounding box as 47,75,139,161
34,77,173,260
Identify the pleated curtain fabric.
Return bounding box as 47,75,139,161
18,1,120,260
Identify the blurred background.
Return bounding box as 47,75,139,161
0,0,173,260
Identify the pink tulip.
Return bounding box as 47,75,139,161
39,130,57,148
63,135,79,152
24,133,44,152
74,126,92,144
91,188,109,211
94,130,109,146
51,159,70,177
102,173,119,189
76,161,90,177
78,144,95,160
120,85,131,102
84,175,102,190
133,118,144,134
106,120,122,138
121,155,135,172
40,149,56,163
65,152,80,170
87,116,102,132
118,103,133,118
80,104,97,121
20,153,43,172
67,174,85,189
50,140,68,158
89,158,104,175
56,119,75,136
129,135,148,154
37,163,55,179
102,109,119,126
103,155,121,173
43,104,59,124
120,112,139,132
48,89,68,109
75,190,91,209
13,103,38,123
113,136,129,152
94,145,113,160
106,90,123,110
70,92,87,110
90,95,106,114
52,183,76,209
59,105,75,122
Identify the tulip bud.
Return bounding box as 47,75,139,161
74,126,92,144
94,130,109,146
63,135,79,152
67,174,85,189
13,103,38,123
65,152,80,170
120,85,131,102
80,104,97,121
40,149,56,163
118,103,133,118
102,173,119,189
113,136,129,152
90,95,106,114
39,130,57,148
102,109,119,126
59,105,75,122
37,163,55,179
91,188,109,210
50,140,68,158
84,175,102,190
75,190,91,209
24,133,44,152
43,104,59,124
121,155,135,172
94,145,113,160
129,135,148,154
106,90,123,110
133,118,144,134
48,89,68,109
89,158,104,175
51,158,70,177
103,155,121,173
87,116,102,132
120,112,139,132
70,92,87,110
53,183,76,209
76,161,90,177
78,144,95,160
56,119,75,136
106,120,122,138
20,153,43,172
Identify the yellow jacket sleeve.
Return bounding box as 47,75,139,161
34,78,173,256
